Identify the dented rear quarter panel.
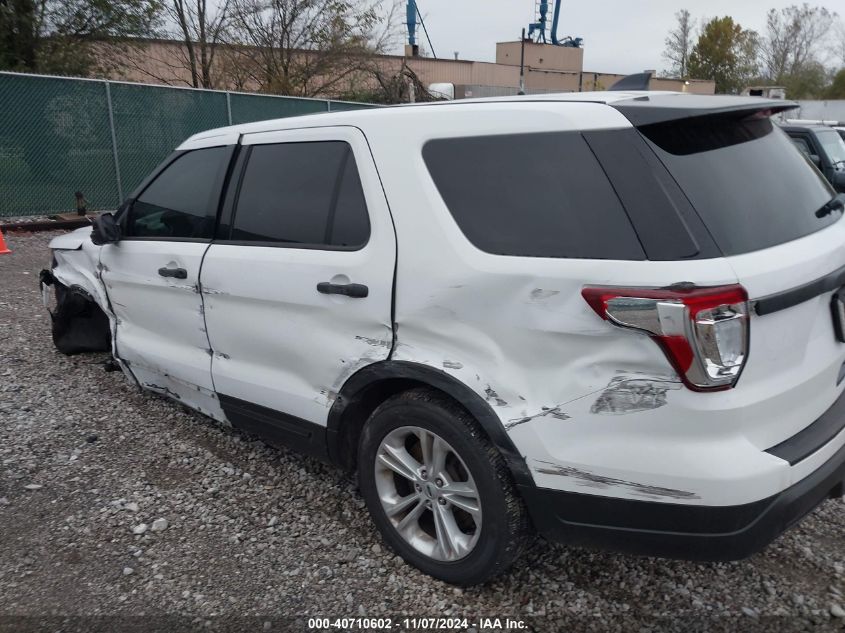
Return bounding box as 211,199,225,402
356,103,799,506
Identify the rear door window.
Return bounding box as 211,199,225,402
128,146,230,240
640,116,837,256
422,132,645,260
230,141,370,248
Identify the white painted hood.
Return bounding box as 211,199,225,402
49,225,93,251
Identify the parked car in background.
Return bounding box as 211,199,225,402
782,124,845,193
41,92,845,585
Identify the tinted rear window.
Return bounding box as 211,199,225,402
422,132,645,260
641,116,837,256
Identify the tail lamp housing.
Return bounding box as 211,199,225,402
582,284,750,391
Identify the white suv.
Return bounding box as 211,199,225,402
42,91,845,585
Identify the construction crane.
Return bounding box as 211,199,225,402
527,0,582,47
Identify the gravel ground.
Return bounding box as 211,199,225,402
0,215,52,225
1,230,844,633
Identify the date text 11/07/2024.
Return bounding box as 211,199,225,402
307,617,528,630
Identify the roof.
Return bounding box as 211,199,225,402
178,91,797,149
780,124,840,133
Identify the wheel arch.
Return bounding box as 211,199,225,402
326,360,533,486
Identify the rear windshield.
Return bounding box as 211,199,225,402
641,116,838,256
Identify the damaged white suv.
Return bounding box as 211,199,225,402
42,92,845,585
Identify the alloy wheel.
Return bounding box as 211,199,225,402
373,426,482,561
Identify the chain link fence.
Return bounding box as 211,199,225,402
0,72,378,217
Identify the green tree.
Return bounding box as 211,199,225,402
688,16,759,94
0,0,161,76
827,68,845,98
779,60,831,98
0,0,37,70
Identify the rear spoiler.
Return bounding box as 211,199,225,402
608,72,653,91
611,94,798,127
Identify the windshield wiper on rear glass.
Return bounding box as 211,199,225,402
816,193,845,218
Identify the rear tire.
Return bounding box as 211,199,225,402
358,388,530,585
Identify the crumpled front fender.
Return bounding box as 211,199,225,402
49,225,94,252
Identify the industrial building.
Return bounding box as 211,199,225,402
106,0,714,99
108,38,714,99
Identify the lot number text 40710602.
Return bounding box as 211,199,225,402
307,617,528,630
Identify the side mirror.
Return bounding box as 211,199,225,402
809,154,821,167
91,212,121,245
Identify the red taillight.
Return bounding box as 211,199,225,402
582,284,749,391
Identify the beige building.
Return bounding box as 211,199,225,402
106,38,715,99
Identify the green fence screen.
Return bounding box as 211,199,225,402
0,72,379,217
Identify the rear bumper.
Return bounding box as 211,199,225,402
520,439,845,561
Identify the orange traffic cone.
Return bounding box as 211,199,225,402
0,229,10,255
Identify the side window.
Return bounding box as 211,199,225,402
231,141,370,248
422,132,645,260
128,146,230,240
791,137,811,155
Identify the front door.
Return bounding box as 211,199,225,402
100,144,233,418
200,127,396,454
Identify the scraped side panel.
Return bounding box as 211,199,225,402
99,240,221,417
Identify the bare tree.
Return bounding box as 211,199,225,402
761,3,837,82
168,0,232,88
344,56,437,103
662,9,694,78
834,19,845,66
226,0,394,97
112,0,231,88
99,0,228,87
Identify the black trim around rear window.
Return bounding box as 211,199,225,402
753,263,845,316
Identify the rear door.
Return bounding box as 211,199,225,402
200,126,396,455
100,145,233,413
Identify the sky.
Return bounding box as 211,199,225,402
400,0,836,74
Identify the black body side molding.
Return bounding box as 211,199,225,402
327,360,534,486
218,394,329,461
765,387,845,465
753,263,845,316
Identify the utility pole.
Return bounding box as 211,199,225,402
518,28,526,95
